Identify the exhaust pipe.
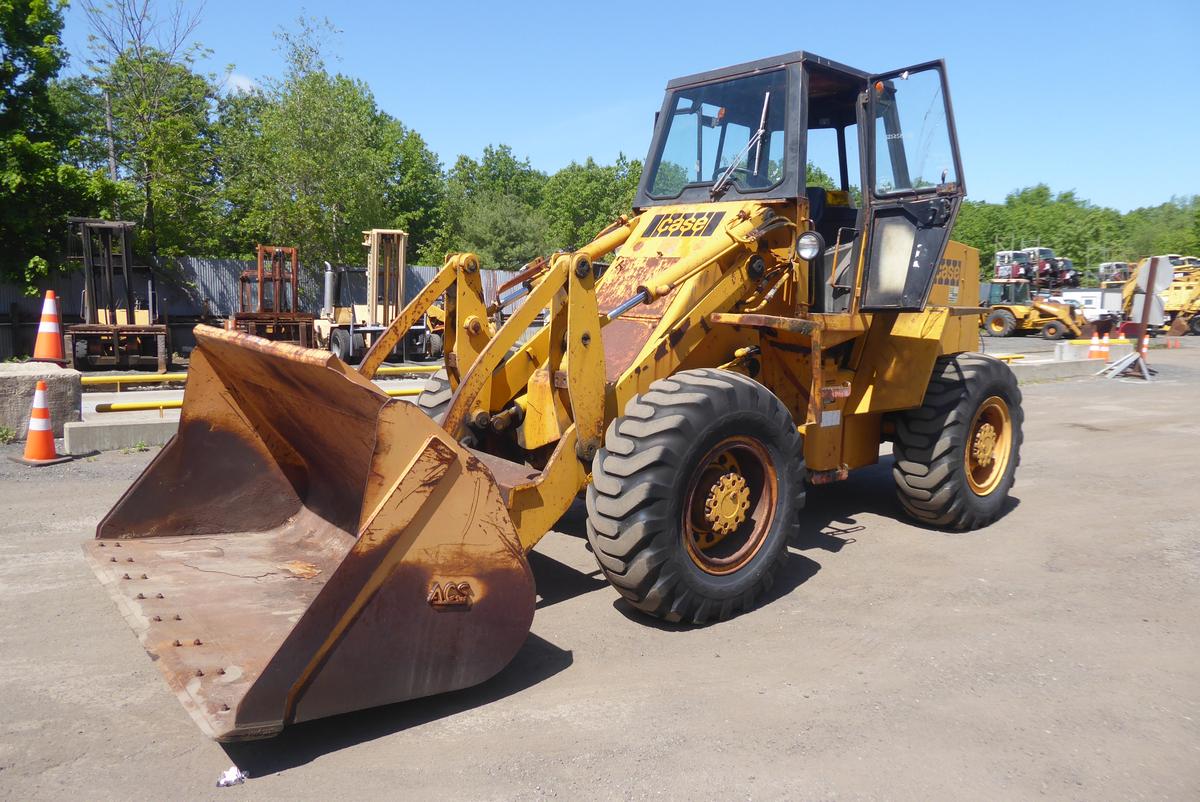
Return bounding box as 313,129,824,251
322,261,335,317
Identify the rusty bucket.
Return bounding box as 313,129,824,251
82,325,534,740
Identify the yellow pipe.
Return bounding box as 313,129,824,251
94,386,422,413
95,400,182,412
82,366,435,388
375,365,440,375
81,373,188,386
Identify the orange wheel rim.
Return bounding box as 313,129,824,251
964,396,1012,496
682,436,777,575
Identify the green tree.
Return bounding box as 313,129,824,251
458,190,549,270
83,0,218,255
218,17,445,271
1,0,118,287
540,155,640,250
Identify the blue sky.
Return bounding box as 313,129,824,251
61,0,1198,212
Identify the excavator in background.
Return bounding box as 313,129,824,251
84,51,1024,741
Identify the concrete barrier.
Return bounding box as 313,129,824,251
64,419,177,455
1009,359,1100,384
0,363,81,437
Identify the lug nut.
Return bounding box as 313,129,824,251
156,593,164,599
126,557,134,563
195,669,204,677
193,639,203,646
173,640,182,647
136,593,145,600
217,668,226,675
140,574,148,580
152,615,162,622
109,557,117,563
121,573,130,580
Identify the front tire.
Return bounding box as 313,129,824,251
416,368,453,422
892,353,1023,530
330,328,352,362
586,369,804,625
1041,320,1067,339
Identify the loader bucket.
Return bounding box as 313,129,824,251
82,325,535,741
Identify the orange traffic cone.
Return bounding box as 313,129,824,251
10,381,72,466
1140,334,1150,359
1087,333,1103,359
30,291,66,364
1100,332,1111,361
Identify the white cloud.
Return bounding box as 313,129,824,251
224,73,257,94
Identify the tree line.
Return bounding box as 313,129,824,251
3,1,1198,293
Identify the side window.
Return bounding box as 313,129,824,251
872,69,957,195
805,128,840,189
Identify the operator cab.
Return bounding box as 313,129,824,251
636,51,965,315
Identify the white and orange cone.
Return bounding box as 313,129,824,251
10,380,72,466
1140,334,1150,359
1101,332,1111,361
1087,332,1103,359
30,291,66,364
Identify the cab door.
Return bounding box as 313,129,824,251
858,61,965,311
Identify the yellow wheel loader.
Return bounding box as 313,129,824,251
981,278,1093,339
1164,266,1200,335
84,52,1024,741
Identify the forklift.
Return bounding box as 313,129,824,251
64,218,170,372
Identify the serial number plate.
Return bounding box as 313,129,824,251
643,211,725,238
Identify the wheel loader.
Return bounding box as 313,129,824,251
83,51,1024,741
981,278,1095,339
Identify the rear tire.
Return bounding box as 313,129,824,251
427,331,444,359
983,309,1016,337
586,369,804,625
892,353,1023,530
1189,315,1200,336
416,368,453,422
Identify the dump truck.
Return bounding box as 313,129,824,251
84,51,1024,741
981,278,1096,338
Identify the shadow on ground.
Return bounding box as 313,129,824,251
223,632,572,775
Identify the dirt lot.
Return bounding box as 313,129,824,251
1,352,1198,801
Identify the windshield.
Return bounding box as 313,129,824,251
648,70,788,198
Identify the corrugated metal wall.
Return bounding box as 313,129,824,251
0,260,526,359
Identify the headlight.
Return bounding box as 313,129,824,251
796,231,825,261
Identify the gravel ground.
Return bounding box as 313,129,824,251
1,351,1197,801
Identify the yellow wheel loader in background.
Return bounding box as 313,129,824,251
981,278,1093,339
84,51,1024,741
1164,266,1200,335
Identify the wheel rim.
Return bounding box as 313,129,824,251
682,436,777,575
989,317,1005,333
964,396,1013,496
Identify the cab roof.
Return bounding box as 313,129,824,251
665,51,869,90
